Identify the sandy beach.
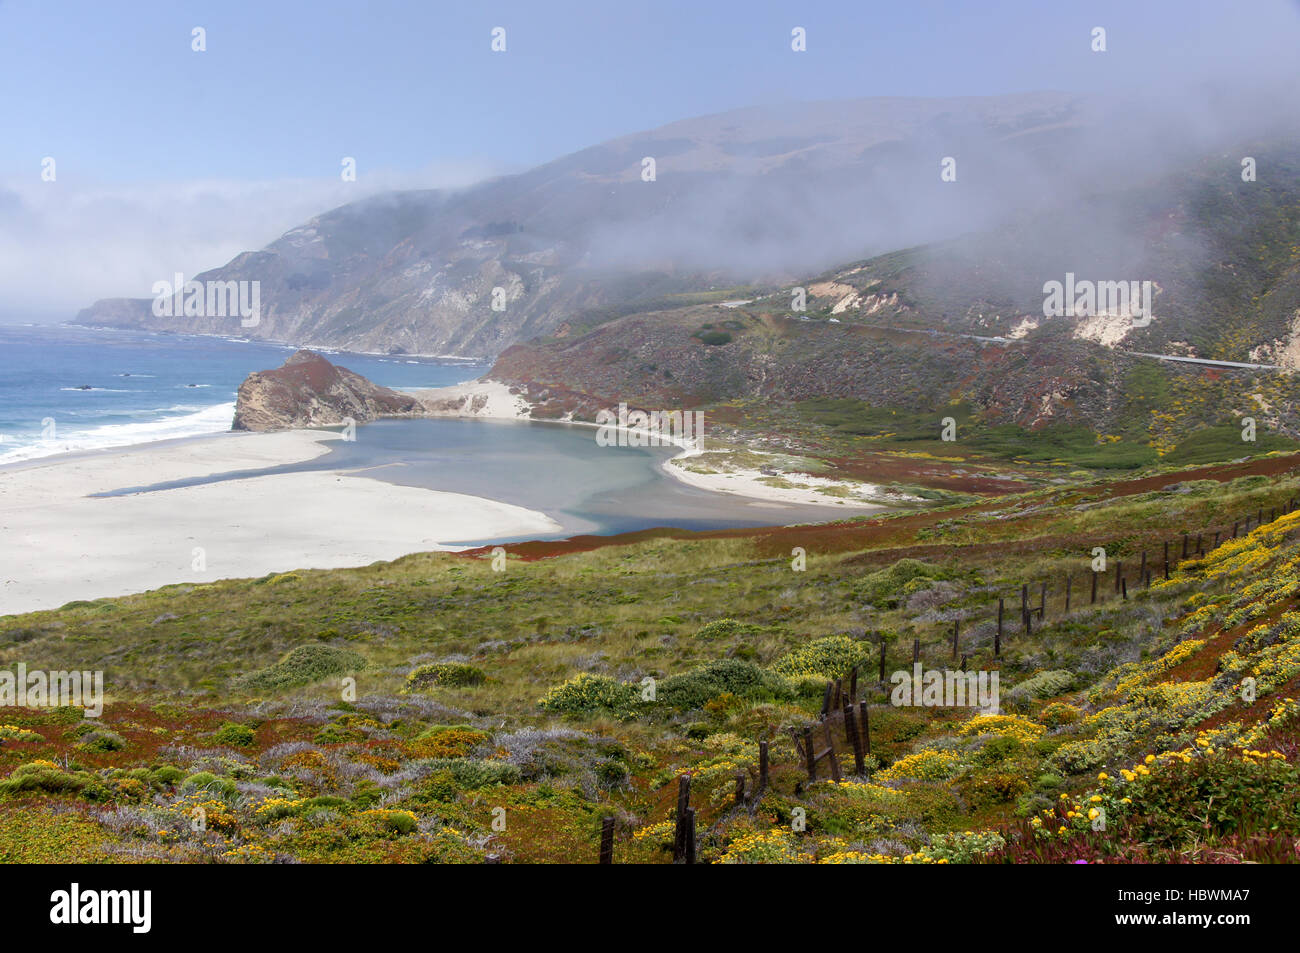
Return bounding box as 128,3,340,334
0,429,560,617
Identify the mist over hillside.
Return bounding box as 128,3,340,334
77,84,1300,359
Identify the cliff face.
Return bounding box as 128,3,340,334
231,350,424,432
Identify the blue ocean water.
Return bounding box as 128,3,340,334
0,324,485,464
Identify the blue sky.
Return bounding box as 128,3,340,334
5,0,1297,182
2,0,1298,315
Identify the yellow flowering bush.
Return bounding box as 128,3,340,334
957,714,1045,744
876,748,963,783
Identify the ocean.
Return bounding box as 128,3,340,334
1,323,869,540
0,324,483,464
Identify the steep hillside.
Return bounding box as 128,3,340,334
75,93,1131,357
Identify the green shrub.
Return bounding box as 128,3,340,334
213,722,256,747
75,728,126,752
405,662,487,691
149,765,185,786
658,659,780,712
770,636,870,681
235,644,365,693
696,619,764,641
538,674,640,719
856,560,948,608
0,762,90,798
1011,670,1075,700
424,758,521,789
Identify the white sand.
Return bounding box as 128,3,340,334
0,430,560,617
663,447,900,509
412,378,533,420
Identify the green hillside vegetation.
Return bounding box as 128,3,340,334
2,456,1299,862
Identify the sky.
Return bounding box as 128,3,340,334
2,0,1299,317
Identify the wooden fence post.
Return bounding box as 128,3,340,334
1038,581,1046,618
683,808,696,864
859,701,871,756
1090,570,1098,604
1121,577,1128,600
599,816,615,864
1114,560,1123,593
802,727,816,780
759,740,769,790
912,638,920,665
843,703,865,775
951,620,959,659
673,775,692,863
996,598,1004,653
1065,574,1072,612
878,638,887,683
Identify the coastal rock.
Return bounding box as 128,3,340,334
231,350,423,432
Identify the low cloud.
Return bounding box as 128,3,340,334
0,159,506,319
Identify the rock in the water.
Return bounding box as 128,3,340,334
231,349,424,432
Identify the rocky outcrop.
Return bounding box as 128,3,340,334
231,350,424,432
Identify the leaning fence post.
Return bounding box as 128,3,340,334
843,703,865,775
803,727,816,780
822,721,843,782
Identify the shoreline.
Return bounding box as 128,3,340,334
0,428,560,617
412,378,900,510
3,387,889,617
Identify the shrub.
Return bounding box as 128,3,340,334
235,644,365,693
0,725,42,744
423,758,521,789
770,636,870,681
405,663,487,691
539,674,640,719
213,722,256,747
1039,702,1081,729
658,659,780,712
0,761,89,798
696,619,764,641
410,725,489,758
857,559,948,608
1011,670,1075,701
75,728,126,752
